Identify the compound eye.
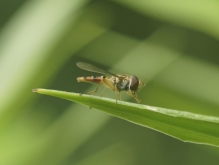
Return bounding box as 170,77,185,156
130,76,139,91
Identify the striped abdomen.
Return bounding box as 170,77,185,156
77,76,106,84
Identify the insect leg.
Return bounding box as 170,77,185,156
114,84,118,103
119,92,122,101
115,92,118,103
115,92,122,103
134,96,141,103
100,87,107,97
127,91,141,103
87,82,102,94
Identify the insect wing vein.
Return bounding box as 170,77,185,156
77,62,117,76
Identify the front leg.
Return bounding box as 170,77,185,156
126,91,141,103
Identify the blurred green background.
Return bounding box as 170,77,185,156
1,0,219,164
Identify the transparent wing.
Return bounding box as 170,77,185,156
76,62,117,76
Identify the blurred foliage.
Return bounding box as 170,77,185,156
1,0,219,165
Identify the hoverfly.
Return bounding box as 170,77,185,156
76,62,145,103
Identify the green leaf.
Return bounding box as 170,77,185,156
33,88,219,147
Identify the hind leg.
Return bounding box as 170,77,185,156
79,80,103,96
87,83,101,94
100,87,107,97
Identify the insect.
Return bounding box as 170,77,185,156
76,62,145,103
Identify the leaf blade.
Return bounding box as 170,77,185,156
33,88,219,147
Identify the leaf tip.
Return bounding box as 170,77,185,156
32,88,39,93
